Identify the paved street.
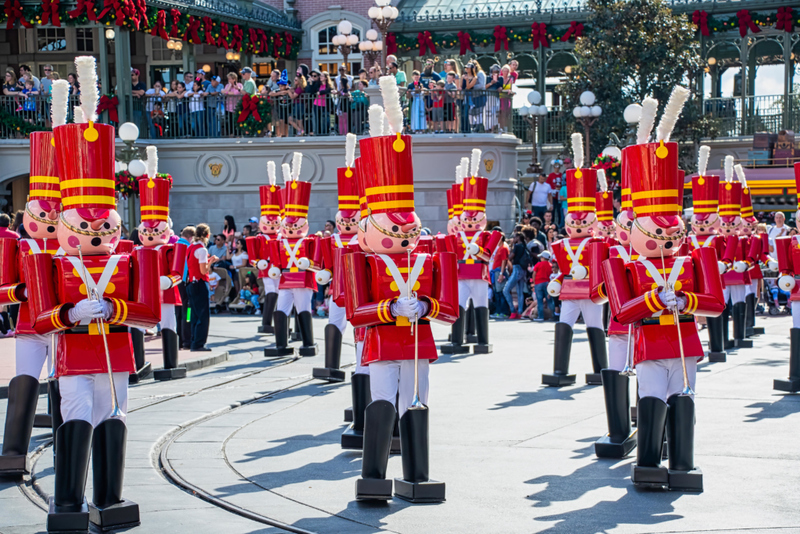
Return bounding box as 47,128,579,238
1,313,799,533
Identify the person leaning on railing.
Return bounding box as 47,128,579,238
222,72,243,136
186,79,207,137
205,75,223,138
289,73,307,135
350,80,369,135
271,70,292,138
144,81,167,138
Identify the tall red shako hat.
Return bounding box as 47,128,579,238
355,157,368,221
566,133,597,219
734,163,755,222
594,169,613,223
28,131,61,210
692,146,719,221
463,148,489,218
795,161,800,211
281,152,311,225
338,133,360,219
260,161,281,221
446,188,454,220
719,155,742,222
138,146,170,228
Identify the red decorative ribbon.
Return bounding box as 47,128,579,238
151,9,168,40
4,0,31,29
692,10,710,37
185,15,201,44
97,95,119,123
169,8,181,38
218,21,229,48
230,24,243,51
41,0,60,27
776,7,794,32
97,0,126,27
418,31,436,56
67,0,95,21
284,32,293,56
561,21,583,41
737,9,761,37
531,22,549,50
386,32,397,55
258,29,269,54
247,28,258,53
457,31,473,56
203,16,215,45
238,95,261,123
273,32,282,58
493,25,508,52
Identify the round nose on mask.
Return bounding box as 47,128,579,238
90,219,107,231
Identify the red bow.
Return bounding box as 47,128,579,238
231,24,243,51
692,10,710,36
97,95,119,123
561,21,583,41
284,32,293,56
258,29,269,54
776,7,794,32
247,28,258,53
151,10,168,40
41,0,60,26
202,16,215,45
737,9,761,37
184,15,201,44
67,0,95,21
386,33,397,55
238,94,261,123
418,31,436,56
218,21,229,48
457,31,473,56
97,0,126,27
4,0,31,29
273,32,283,58
531,22,549,50
169,8,181,38
493,25,508,52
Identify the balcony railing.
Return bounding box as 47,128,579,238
706,94,800,137
511,105,570,147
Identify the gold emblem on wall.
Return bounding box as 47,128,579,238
208,163,223,177
484,159,494,172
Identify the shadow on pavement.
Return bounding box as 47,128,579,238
744,394,800,423
490,385,594,411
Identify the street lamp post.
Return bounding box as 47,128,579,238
519,90,548,175
117,122,147,234
332,20,360,74
368,0,399,68
572,90,602,162
359,29,383,64
622,103,642,146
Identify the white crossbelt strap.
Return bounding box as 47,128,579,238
282,238,304,269
22,238,64,256
611,245,630,263
348,234,358,246
378,253,427,297
564,238,591,272
690,234,714,250
638,256,686,316
333,234,343,249
63,255,123,325
459,231,481,261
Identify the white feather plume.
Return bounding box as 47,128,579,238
382,113,391,137
73,106,85,124
379,75,403,135
282,163,292,184
459,157,469,181
146,146,158,178
267,161,276,186
470,149,482,177
368,105,384,137
597,168,608,193
75,56,98,123
698,145,711,177
656,86,690,143
637,97,659,145
50,80,69,128
291,152,302,181
571,132,584,170
455,165,461,184
345,133,357,168
734,164,747,189
724,155,734,183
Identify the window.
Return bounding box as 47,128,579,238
318,61,362,76
314,25,362,76
150,36,182,62
76,28,94,52
37,28,66,52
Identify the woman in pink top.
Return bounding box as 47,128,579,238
222,72,243,135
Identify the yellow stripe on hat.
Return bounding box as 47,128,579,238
62,195,116,207
285,204,309,209
365,184,414,196
339,203,360,210
632,189,679,200
367,200,415,211
141,205,169,211
60,179,115,189
284,211,309,217
694,207,718,213
465,199,486,205
339,195,359,201
30,175,60,184
568,197,596,203
719,204,740,209
693,200,718,206
633,204,683,214
30,190,61,198
141,214,168,220
621,201,632,208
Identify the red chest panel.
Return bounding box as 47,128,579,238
627,256,696,297
721,236,751,285
18,238,61,284
255,235,272,278
331,234,359,306
554,237,598,300
367,254,433,300
278,237,316,290
157,245,181,304
455,231,490,281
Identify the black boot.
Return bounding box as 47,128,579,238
291,309,302,341
154,329,186,381
705,315,726,362
355,400,396,500
260,292,277,334
313,324,345,381
586,327,608,385
473,306,492,354
465,301,478,344
47,420,92,533
89,419,140,530
264,311,294,357
603,302,610,332
395,408,446,503
50,380,64,456
542,323,576,386
631,396,669,488
342,374,372,449
440,306,469,354
750,291,765,335
0,374,39,477
733,301,753,348
595,370,637,458
297,311,318,356
722,303,733,349
775,328,800,392
666,395,703,491
128,328,152,384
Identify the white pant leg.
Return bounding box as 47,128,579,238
559,300,582,328
59,375,94,424
458,280,471,309
262,278,278,294
665,357,697,399
636,358,698,402
608,334,630,372
369,360,400,409
160,303,177,332
723,287,730,304
730,285,747,304
354,341,369,375
292,288,313,314
466,279,489,308
398,359,429,420
15,334,50,379
91,372,129,427
579,300,605,329
792,303,800,328
328,299,347,333
276,290,294,315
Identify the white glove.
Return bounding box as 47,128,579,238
717,261,728,275
570,264,587,280
256,259,269,270
315,269,332,285
68,298,105,323
391,297,424,320
547,280,561,297
268,266,281,280
296,257,310,270
467,243,480,256
658,289,677,309
767,260,779,271
102,300,114,320
733,261,748,273
160,276,173,291
676,296,686,312
778,274,796,292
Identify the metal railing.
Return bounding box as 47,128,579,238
706,94,800,137
511,105,569,146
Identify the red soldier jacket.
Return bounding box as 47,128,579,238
24,250,161,376
588,241,639,336
602,248,725,365
775,236,800,302
319,233,360,307
266,236,319,290
0,237,63,335
720,235,751,286
246,234,274,280
680,234,725,260
157,243,187,304
343,251,459,365
551,236,602,300
451,230,502,282
743,233,770,281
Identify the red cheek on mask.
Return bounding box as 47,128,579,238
28,222,38,233
68,236,80,248
381,238,393,249
645,240,657,250
619,231,628,241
